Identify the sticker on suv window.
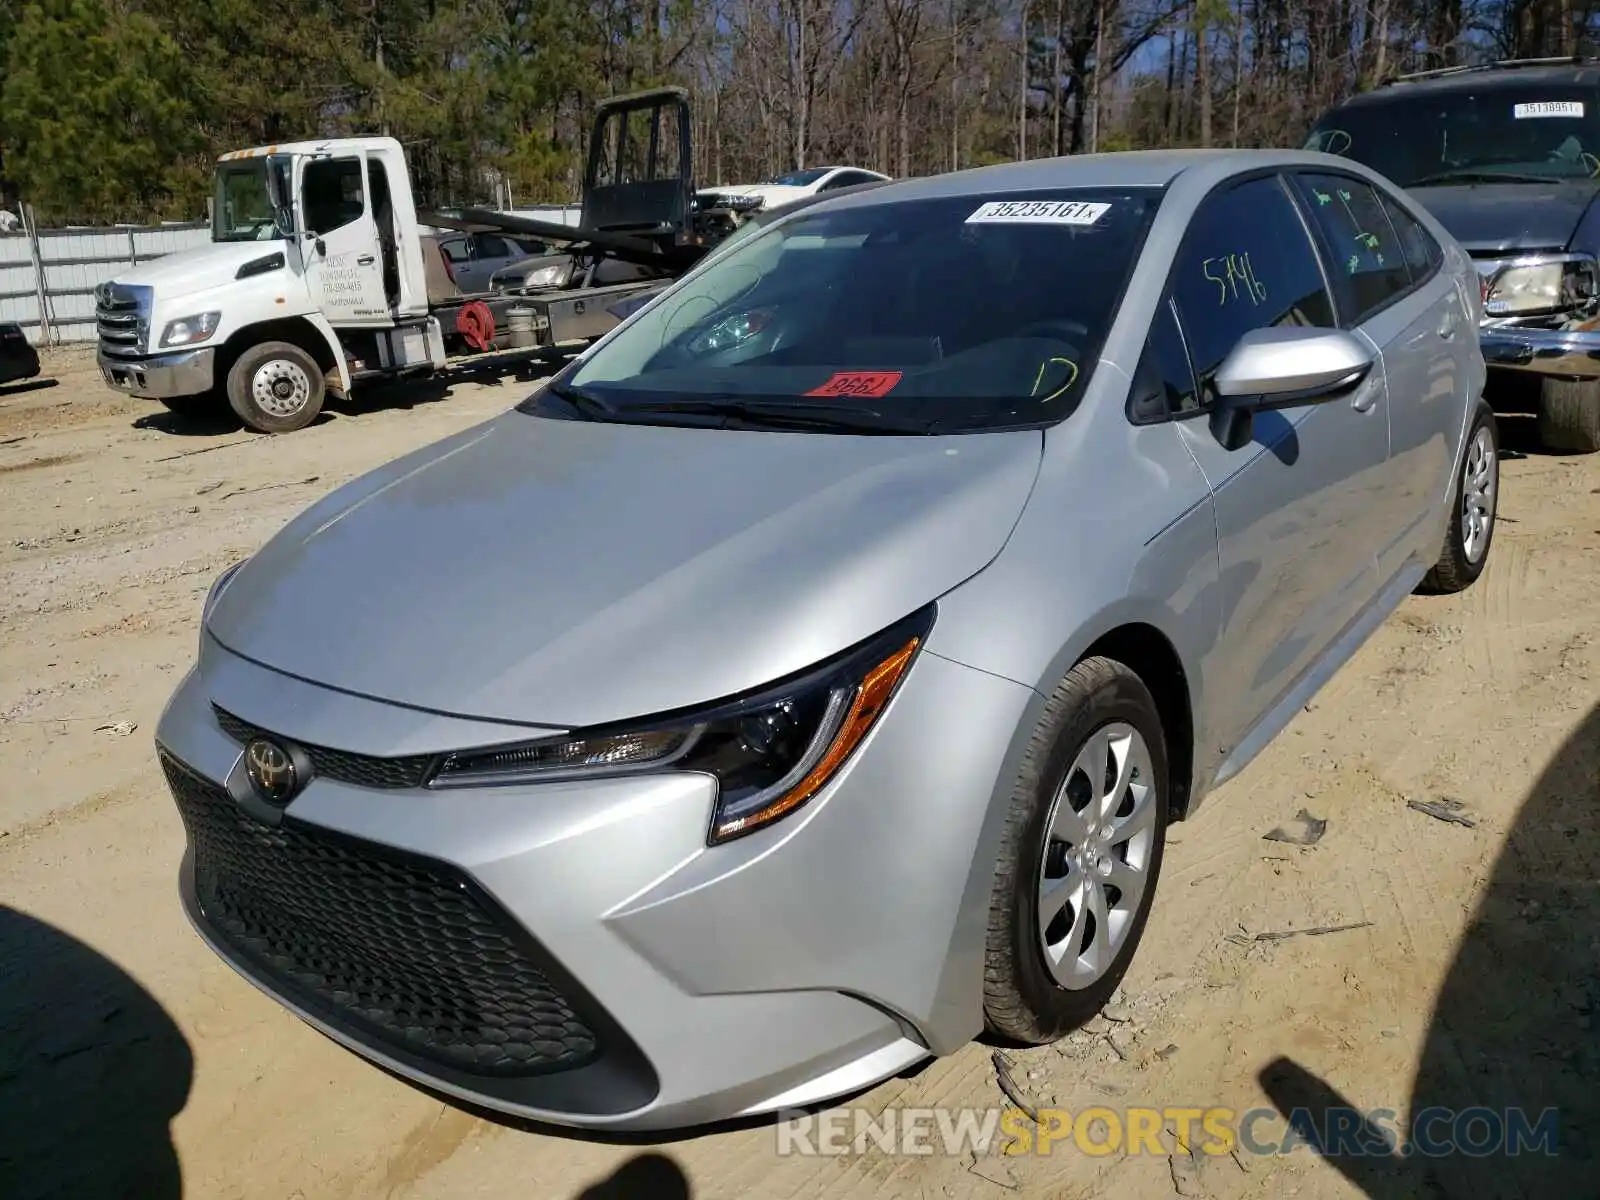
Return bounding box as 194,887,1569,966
965,200,1111,226
1514,101,1585,119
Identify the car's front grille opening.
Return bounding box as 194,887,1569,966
212,705,437,790
162,752,602,1077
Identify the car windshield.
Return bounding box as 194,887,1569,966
549,189,1162,434
1307,85,1600,187
213,162,288,242
763,168,833,187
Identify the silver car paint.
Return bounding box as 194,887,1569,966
206,417,1043,727
156,147,1486,1130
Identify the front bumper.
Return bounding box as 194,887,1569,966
153,636,1036,1130
98,347,216,398
1480,323,1600,380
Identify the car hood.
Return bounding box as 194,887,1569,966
205,411,1042,728
1408,181,1600,255
116,239,288,293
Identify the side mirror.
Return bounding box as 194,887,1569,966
1213,325,1375,403
265,158,299,238
1208,326,1376,452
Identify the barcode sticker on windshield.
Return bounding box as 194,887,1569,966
966,200,1111,226
1514,101,1584,119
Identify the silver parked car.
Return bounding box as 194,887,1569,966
156,149,1495,1132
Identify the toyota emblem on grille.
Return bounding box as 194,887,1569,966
245,738,299,805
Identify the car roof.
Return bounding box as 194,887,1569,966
800,148,1318,211
1338,61,1600,108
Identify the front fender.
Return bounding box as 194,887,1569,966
303,311,352,394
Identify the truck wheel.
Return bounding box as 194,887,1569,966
225,342,325,434
1536,377,1600,453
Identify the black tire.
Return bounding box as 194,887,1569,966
1423,400,1499,594
983,656,1170,1044
224,341,326,434
1536,377,1600,453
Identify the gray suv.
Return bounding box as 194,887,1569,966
1308,57,1600,450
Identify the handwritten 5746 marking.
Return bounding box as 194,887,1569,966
1202,252,1268,306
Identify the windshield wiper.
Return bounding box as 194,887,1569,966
1409,168,1566,186
539,381,618,419
621,397,934,433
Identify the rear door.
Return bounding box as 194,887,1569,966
1159,172,1394,761
1289,170,1465,583
464,234,518,292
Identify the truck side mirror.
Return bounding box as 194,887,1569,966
265,157,299,238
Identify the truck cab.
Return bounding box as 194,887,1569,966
98,136,449,431
97,89,734,434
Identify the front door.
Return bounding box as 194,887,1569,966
297,153,390,327
1163,173,1393,764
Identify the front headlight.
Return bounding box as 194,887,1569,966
160,311,222,348
430,604,936,844
1483,257,1597,316
518,263,570,290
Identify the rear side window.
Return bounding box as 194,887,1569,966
473,234,512,259
1379,193,1444,282
1169,174,1336,389
1293,173,1414,324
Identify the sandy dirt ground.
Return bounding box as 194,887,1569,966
1,346,1596,1200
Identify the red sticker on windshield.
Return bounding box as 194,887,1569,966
804,370,903,398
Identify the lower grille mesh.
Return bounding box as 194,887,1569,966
163,752,600,1077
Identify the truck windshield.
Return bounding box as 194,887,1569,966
1308,86,1600,187
213,162,288,242
552,188,1162,434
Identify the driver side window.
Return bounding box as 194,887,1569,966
302,157,366,237
1169,174,1336,403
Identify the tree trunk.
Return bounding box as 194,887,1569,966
1019,0,1030,159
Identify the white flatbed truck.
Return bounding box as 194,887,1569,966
96,89,720,432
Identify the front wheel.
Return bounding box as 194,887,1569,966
225,341,326,433
983,657,1169,1044
1423,400,1499,593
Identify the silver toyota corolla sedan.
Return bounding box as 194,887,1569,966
156,148,1496,1132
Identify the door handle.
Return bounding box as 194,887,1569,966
1438,312,1459,340
357,254,376,266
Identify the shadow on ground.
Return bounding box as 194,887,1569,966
1259,699,1600,1197
573,1151,692,1198
0,905,193,1199
0,378,58,399
127,352,567,438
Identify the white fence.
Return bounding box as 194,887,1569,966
1,203,585,348
0,218,211,346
